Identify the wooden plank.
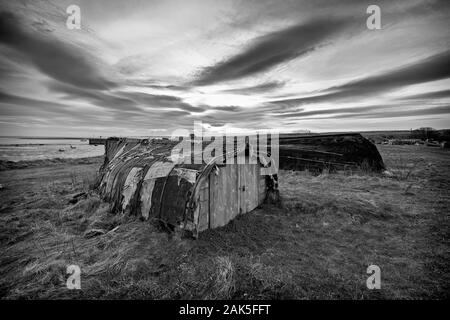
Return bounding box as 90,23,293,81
237,163,260,214
208,174,212,229
197,176,209,231
238,164,245,214
206,163,266,230
237,164,241,215
209,164,239,228
258,171,266,204
248,164,259,212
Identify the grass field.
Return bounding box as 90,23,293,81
0,145,449,299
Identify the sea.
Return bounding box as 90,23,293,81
0,137,105,162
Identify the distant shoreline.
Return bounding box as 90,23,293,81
0,156,103,171
0,136,88,140
1,129,449,140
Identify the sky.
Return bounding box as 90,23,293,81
0,0,449,137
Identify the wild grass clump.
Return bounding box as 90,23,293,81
69,171,97,192
212,256,235,299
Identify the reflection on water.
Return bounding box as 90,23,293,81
0,138,104,162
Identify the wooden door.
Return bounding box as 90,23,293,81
209,165,239,228
238,164,260,214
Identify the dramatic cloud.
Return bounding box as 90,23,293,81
273,105,393,118
119,92,205,113
210,106,242,112
0,90,84,117
221,81,285,95
272,50,450,107
0,11,114,90
193,18,351,85
0,0,449,136
273,103,450,120
399,89,450,101
331,105,450,119
326,50,450,96
48,82,142,112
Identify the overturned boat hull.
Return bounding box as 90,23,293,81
278,133,385,172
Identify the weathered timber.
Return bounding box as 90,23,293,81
278,133,385,172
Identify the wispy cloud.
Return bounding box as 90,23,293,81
399,89,450,101
119,92,205,113
221,81,285,95
0,0,449,136
0,11,114,90
193,17,351,85
331,105,450,119
273,103,450,119
272,50,450,107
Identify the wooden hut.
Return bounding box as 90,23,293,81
96,137,276,236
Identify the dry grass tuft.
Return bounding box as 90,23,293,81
212,256,235,299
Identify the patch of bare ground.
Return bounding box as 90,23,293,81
0,145,448,299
